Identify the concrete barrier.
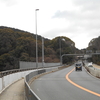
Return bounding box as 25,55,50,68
0,78,2,91
0,70,35,93
0,62,61,93
0,64,61,96
85,63,100,78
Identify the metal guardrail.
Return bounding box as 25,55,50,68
0,65,59,78
0,66,56,78
25,69,46,100
0,64,62,99
0,68,37,78
25,81,41,100
24,65,71,100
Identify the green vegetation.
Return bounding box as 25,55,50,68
87,36,100,65
0,26,79,71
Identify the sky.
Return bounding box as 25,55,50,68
0,0,100,49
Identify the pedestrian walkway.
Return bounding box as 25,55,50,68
0,78,25,100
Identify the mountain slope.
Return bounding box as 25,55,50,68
87,36,100,65
0,26,79,71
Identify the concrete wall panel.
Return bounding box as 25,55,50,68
20,61,60,69
85,64,100,78
0,70,35,93
0,78,2,91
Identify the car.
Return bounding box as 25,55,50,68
75,63,82,71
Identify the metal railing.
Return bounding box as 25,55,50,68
25,69,46,100
0,68,36,78
0,63,63,99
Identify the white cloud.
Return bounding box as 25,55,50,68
51,0,100,49
0,0,100,49
0,0,18,6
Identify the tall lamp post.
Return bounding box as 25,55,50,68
42,37,44,67
35,9,39,68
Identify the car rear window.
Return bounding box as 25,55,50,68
76,63,81,66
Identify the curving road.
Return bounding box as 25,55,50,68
30,65,100,100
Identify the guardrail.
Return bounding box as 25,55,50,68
0,63,62,96
25,66,63,100
0,64,61,93
0,68,37,78
25,81,41,100
0,65,59,78
0,68,37,93
84,63,100,78
25,69,45,100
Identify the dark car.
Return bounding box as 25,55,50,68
75,63,82,71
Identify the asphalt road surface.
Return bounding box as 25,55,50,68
30,65,100,100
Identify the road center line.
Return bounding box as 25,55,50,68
66,68,100,97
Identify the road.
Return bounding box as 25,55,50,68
30,65,100,100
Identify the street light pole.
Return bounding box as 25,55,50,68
42,37,44,68
35,9,39,69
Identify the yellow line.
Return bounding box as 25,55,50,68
66,68,100,97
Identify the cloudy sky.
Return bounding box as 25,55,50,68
0,0,100,49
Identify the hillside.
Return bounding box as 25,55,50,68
88,36,100,51
87,36,100,65
0,26,79,71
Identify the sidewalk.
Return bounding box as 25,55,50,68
0,78,25,100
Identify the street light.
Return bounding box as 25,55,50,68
42,37,44,67
35,9,39,68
